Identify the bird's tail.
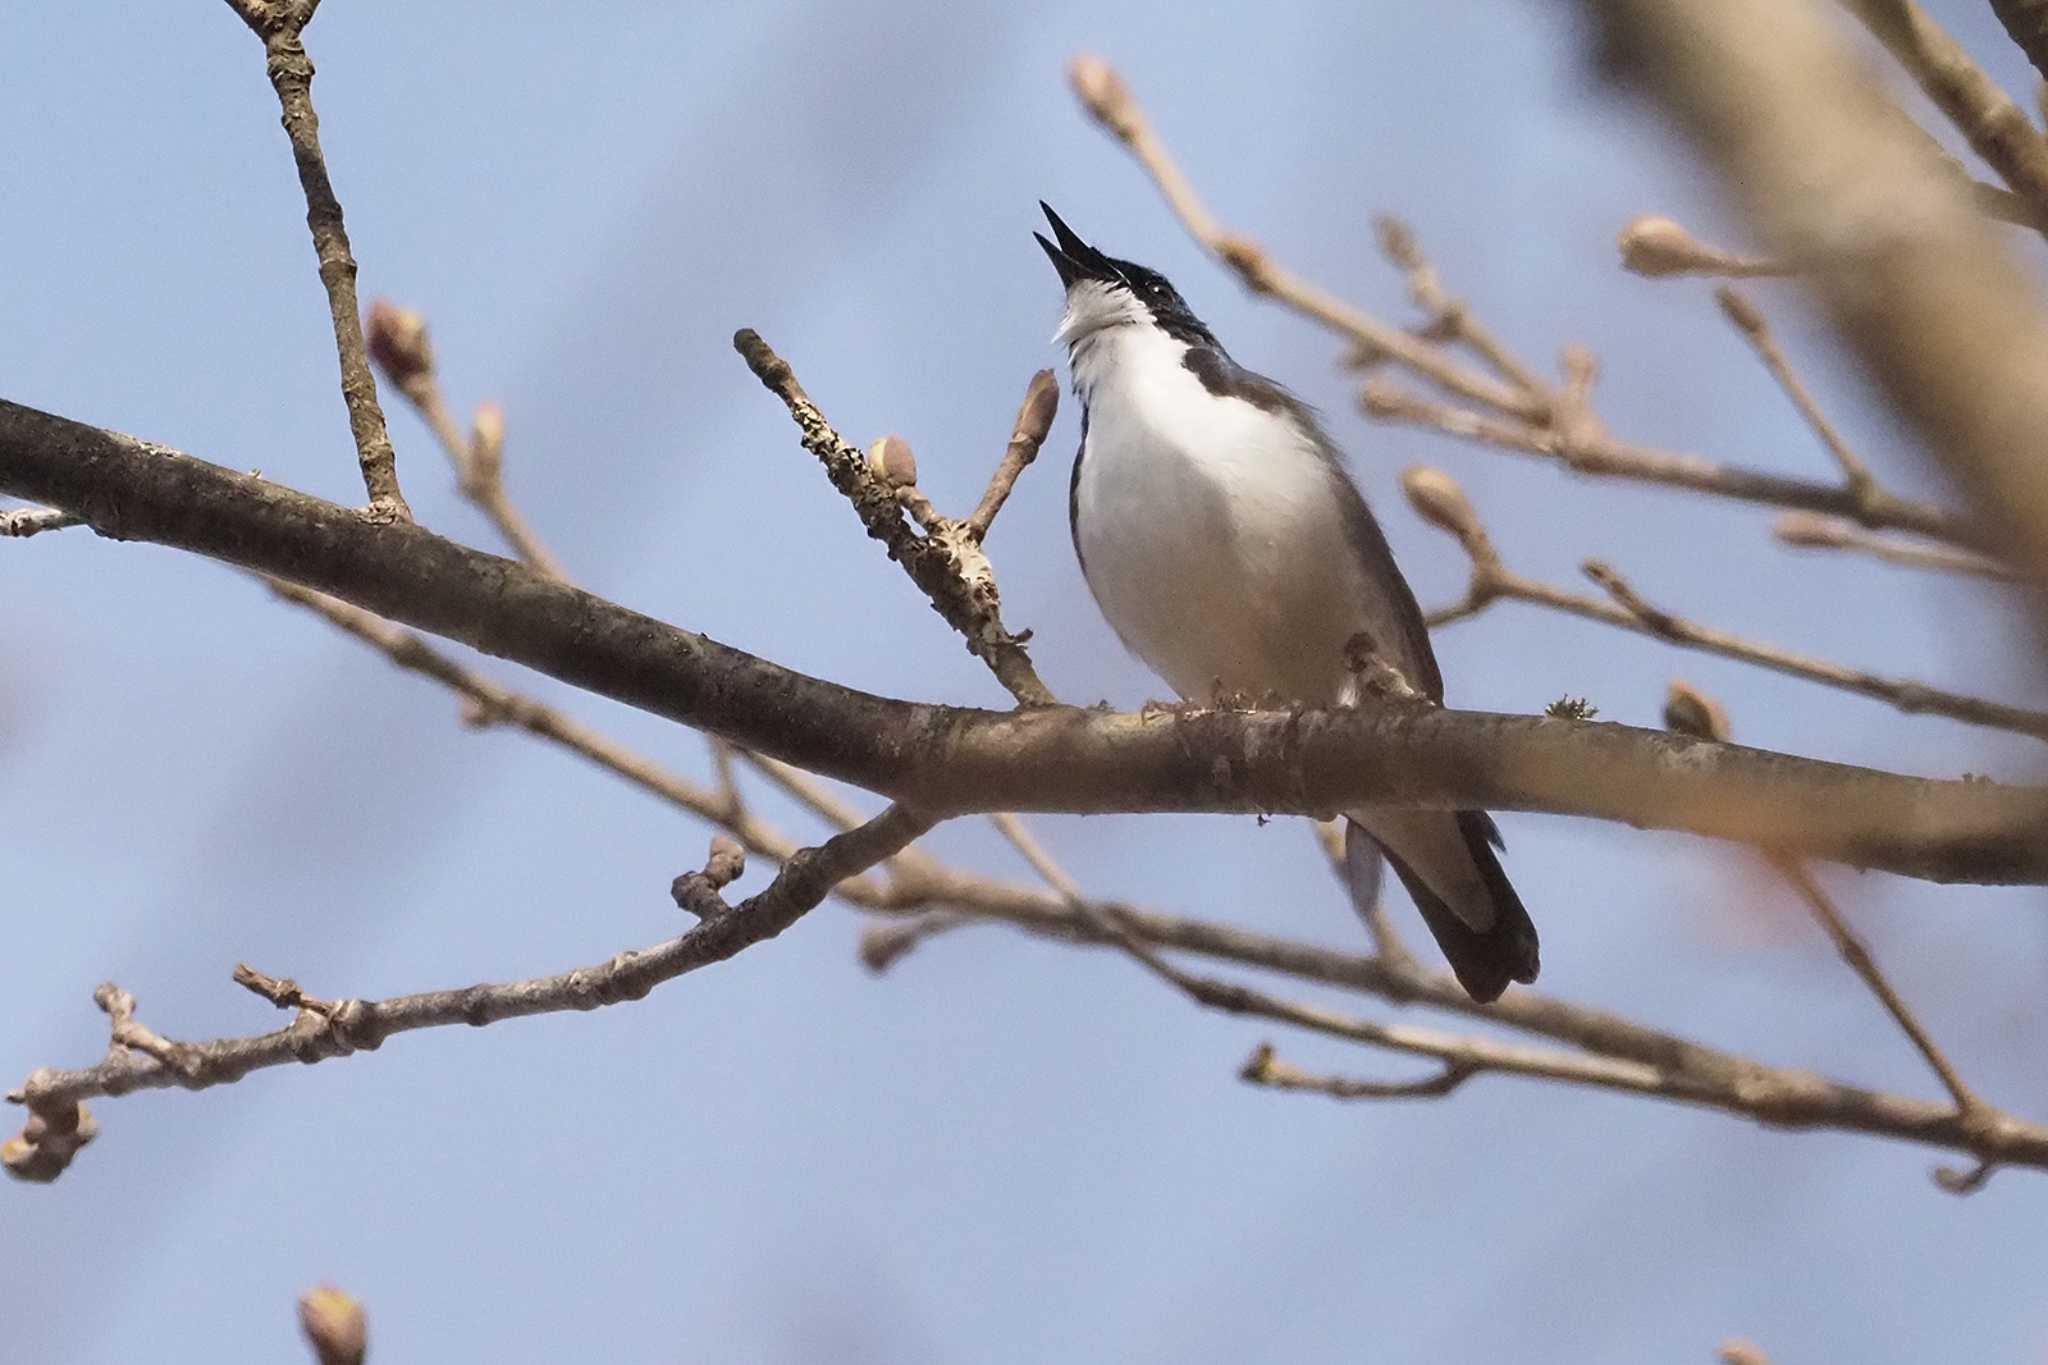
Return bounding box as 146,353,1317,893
1345,814,1539,1003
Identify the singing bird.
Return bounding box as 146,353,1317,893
1035,203,1538,1001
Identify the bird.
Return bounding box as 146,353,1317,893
1033,202,1538,1002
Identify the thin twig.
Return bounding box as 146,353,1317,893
221,0,408,521
1715,286,1875,498
1366,381,1984,549
1314,818,1417,972
1240,1043,1473,1101
965,370,1059,542
1403,465,2048,741
363,300,565,576
1617,216,1791,278
1373,216,1554,406
733,329,1055,706
8,812,931,1145
1774,513,2023,583
1066,55,1538,420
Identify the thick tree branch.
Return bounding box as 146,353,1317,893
223,0,408,521
3,397,2042,880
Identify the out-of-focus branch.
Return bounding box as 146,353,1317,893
1714,286,1874,497
7,814,929,1167
221,0,408,521
363,300,564,577
1407,466,2048,741
1665,680,2010,1193
1366,381,1983,549
1775,513,2025,583
1067,55,1540,420
1586,0,2048,586
734,329,1055,707
298,1287,368,1365
1836,0,2048,223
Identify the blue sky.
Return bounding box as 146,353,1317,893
6,3,2047,1361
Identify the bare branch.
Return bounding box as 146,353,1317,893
1836,0,2048,224
1774,513,2023,583
1404,465,2048,740
1240,1043,1472,1101
1586,0,2048,585
221,1,408,520
1374,216,1553,405
965,369,1059,542
734,329,1055,707
1715,286,1875,496
364,300,564,576
1366,381,1983,550
1066,55,1538,420
4,399,2044,880
8,812,931,1165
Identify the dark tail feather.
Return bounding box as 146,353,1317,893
1346,814,1539,1003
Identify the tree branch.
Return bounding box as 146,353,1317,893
3,397,2042,880
222,0,408,521
7,811,931,1142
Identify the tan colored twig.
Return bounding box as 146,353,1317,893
1774,513,2023,583
8,813,930,1162
1837,0,2048,225
1407,466,2048,741
221,0,408,522
1067,55,1538,421
1665,680,2010,1193
965,370,1060,541
1366,381,1983,550
1240,1043,1472,1101
733,329,1055,707
363,300,564,577
1314,818,1417,973
0,504,81,538
1373,216,1553,407
1715,287,1875,498
298,1286,367,1365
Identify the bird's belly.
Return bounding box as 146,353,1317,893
1076,432,1395,705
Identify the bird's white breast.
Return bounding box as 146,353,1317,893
1069,325,1408,705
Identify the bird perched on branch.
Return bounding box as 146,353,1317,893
1035,202,1538,1001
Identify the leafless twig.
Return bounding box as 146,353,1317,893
221,0,408,521
363,300,564,576
0,504,82,538
1406,465,2048,741
1774,513,2024,583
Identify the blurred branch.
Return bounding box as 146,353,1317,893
1714,286,1874,497
1667,681,2008,1194
1775,512,2025,583
1617,215,1791,278
1836,0,2048,223
1586,0,2048,585
1407,466,2048,741
363,300,564,577
221,0,408,521
5,398,2044,881
7,815,929,1176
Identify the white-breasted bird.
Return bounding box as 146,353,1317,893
1035,202,1538,1002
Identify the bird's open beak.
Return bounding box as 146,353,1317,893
1035,201,1116,289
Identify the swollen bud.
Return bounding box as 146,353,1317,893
867,435,918,488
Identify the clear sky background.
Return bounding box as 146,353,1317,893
7,3,2048,1361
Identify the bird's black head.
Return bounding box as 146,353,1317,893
1034,202,1215,347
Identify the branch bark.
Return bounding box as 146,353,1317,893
4,397,2042,881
